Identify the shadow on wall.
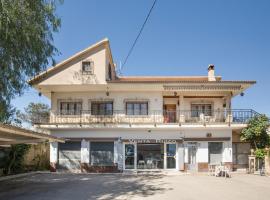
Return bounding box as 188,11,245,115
0,173,171,200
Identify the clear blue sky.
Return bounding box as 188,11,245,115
12,0,270,116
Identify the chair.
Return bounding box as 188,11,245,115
138,160,145,169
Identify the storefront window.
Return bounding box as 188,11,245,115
166,144,176,169
125,144,135,169
208,142,223,164
137,144,164,169
90,142,114,166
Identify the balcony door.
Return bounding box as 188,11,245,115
164,104,176,123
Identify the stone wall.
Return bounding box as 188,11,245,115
23,142,50,170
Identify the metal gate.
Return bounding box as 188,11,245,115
58,141,81,171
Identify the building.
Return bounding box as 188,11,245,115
29,38,257,173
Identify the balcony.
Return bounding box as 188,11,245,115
34,109,259,126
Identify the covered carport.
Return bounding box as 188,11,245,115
0,123,64,146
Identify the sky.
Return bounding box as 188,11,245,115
12,0,270,116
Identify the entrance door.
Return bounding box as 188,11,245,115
137,143,164,169
187,142,197,171
164,104,176,123
124,144,135,169
166,143,176,169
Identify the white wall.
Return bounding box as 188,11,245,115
51,91,163,112
50,142,58,163
40,45,108,85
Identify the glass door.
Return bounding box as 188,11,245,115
166,143,176,169
124,144,135,169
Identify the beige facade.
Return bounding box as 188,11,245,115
30,39,256,173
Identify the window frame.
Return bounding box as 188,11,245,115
90,101,114,116
191,103,213,117
125,101,149,116
82,60,94,75
59,101,82,116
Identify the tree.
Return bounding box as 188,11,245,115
241,115,270,150
16,102,50,124
0,0,61,122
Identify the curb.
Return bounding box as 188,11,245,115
0,171,50,182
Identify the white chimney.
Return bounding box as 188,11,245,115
208,64,216,81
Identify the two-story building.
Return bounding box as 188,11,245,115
29,38,257,173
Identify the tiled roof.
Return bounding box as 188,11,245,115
109,76,256,84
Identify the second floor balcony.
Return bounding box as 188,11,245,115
34,109,259,126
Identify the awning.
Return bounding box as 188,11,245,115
0,123,65,146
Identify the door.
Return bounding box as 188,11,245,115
124,144,135,169
164,104,176,123
187,142,197,171
166,143,176,169
58,141,81,171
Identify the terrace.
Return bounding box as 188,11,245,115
33,109,259,126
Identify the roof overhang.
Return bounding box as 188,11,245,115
0,123,65,146
33,80,255,99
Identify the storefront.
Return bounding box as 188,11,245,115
122,139,183,171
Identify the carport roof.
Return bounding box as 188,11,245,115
0,123,65,146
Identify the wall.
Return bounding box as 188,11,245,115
51,91,163,112
23,143,50,170
40,44,108,85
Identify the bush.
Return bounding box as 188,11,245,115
3,144,31,175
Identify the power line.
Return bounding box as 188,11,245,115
121,0,157,73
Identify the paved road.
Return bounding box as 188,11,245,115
0,173,269,200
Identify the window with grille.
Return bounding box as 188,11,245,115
126,102,148,115
82,61,94,74
191,104,212,117
91,102,113,115
60,102,82,115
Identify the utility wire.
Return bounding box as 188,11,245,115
121,0,157,73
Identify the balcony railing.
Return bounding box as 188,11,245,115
33,109,259,125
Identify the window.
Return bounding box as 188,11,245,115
126,102,148,115
90,142,114,166
191,104,212,117
82,61,94,74
208,142,223,164
60,102,82,115
91,101,113,115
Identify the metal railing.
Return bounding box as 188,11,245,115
33,109,259,125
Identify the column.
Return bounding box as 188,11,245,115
114,140,123,171
81,139,90,172
179,95,185,123
222,140,233,170
50,142,58,172
178,143,185,171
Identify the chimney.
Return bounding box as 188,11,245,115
208,64,216,81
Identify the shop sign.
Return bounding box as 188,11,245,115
128,139,177,143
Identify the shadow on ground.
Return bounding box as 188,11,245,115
0,173,170,200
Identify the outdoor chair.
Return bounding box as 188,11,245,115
138,160,145,169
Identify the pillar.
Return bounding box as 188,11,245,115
114,140,123,171
50,142,58,172
81,139,90,172
179,95,185,123
178,143,185,171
